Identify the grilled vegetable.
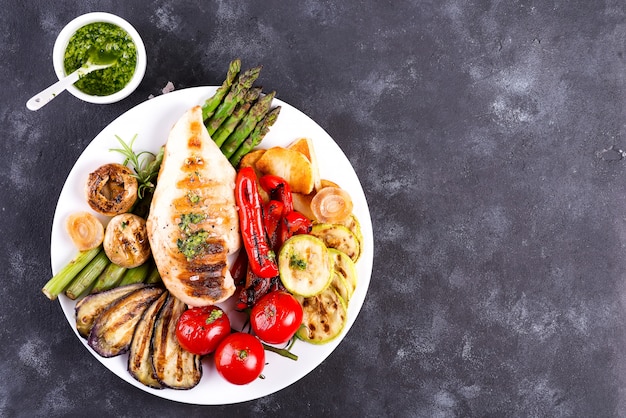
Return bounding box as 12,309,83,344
296,286,347,344
85,163,138,216
65,211,104,251
90,262,127,293
309,223,360,262
65,248,110,300
278,234,332,297
42,246,102,300
75,283,147,338
310,186,353,224
151,294,202,389
128,291,169,389
330,270,351,304
87,285,164,357
235,167,279,279
103,213,151,268
328,248,357,298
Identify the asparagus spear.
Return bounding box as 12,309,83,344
42,246,102,300
229,106,281,167
65,249,110,300
221,91,276,158
201,59,241,121
212,87,262,147
118,262,152,286
90,263,127,293
206,65,262,135
145,264,162,284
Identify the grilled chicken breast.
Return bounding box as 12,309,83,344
147,106,240,307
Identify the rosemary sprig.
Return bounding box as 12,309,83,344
110,134,164,200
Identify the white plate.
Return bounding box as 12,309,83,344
50,86,373,405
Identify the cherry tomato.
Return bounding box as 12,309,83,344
214,333,265,385
250,291,303,345
176,306,231,356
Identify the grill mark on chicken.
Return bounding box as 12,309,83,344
147,106,240,307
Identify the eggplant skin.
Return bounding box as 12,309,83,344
75,283,147,339
151,294,202,389
128,291,169,389
87,285,165,358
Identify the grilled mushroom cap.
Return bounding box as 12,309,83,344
85,163,138,216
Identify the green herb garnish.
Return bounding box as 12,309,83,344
110,134,164,199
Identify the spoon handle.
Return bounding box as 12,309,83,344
26,70,82,111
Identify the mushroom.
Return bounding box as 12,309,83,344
103,213,151,268
85,163,138,216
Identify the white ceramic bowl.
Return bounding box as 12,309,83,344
52,12,147,104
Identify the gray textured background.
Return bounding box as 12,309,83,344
2,1,626,417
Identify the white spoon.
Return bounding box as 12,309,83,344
27,47,118,111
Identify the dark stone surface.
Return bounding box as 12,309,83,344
2,1,626,416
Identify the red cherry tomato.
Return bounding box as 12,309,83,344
250,291,303,345
214,332,265,385
176,306,231,356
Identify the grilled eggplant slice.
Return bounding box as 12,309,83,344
75,283,147,338
151,294,202,389
128,291,169,389
87,285,164,357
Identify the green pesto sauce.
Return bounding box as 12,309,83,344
177,230,210,260
63,22,137,96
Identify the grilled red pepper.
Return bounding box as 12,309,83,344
230,250,249,288
236,267,285,310
259,175,294,214
235,167,279,279
264,200,284,251
280,211,313,244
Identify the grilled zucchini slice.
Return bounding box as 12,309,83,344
75,283,147,338
151,294,202,389
310,223,360,262
328,248,357,298
87,285,165,357
330,271,351,304
128,291,169,389
278,234,333,297
296,286,347,344
338,214,363,250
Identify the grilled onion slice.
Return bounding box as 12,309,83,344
86,163,138,216
65,211,104,251
310,186,353,223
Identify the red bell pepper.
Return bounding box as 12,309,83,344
235,167,279,279
264,200,284,251
259,175,294,214
230,250,249,288
236,267,285,310
279,210,313,244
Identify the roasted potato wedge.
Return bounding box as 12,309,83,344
255,147,314,194
87,285,164,357
288,137,321,191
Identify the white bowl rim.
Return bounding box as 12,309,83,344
52,12,147,104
